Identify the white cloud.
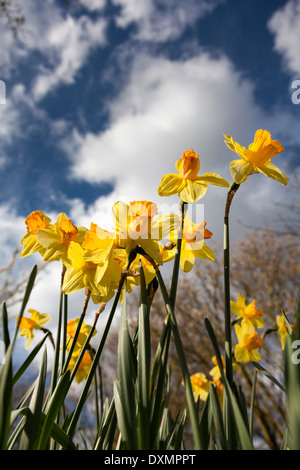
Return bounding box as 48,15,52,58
80,0,107,11
268,0,300,76
32,14,107,101
0,1,107,100
112,0,222,42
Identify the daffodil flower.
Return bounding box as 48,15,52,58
112,200,180,265
230,294,264,328
224,129,289,186
169,211,214,272
276,314,295,350
17,308,51,349
158,148,229,203
190,373,210,402
234,320,264,364
20,211,52,258
35,213,87,266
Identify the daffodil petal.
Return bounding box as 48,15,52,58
230,159,253,184
179,179,207,202
234,345,250,364
150,213,181,240
191,243,215,261
180,249,195,273
112,201,129,238
196,173,229,187
139,239,163,265
62,268,84,294
157,174,185,197
249,349,262,363
257,161,289,186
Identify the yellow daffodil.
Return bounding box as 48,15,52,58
276,314,295,350
68,350,93,383
224,129,289,186
17,308,51,349
230,294,264,328
35,213,87,266
112,200,179,265
20,210,52,258
170,211,214,272
234,320,264,364
190,373,210,402
157,148,229,203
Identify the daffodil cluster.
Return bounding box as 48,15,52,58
20,202,181,304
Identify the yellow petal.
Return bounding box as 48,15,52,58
249,349,262,363
257,161,289,186
139,239,163,265
150,213,181,241
62,267,84,294
196,173,229,187
234,344,250,364
157,174,185,197
179,179,207,202
180,248,195,273
230,159,253,184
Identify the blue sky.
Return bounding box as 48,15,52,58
0,0,300,328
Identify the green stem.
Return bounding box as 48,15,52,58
169,200,186,308
223,181,240,449
49,265,66,395
223,181,240,388
249,368,257,440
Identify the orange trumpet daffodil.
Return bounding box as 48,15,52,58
224,129,289,185
158,148,229,203
20,210,52,258
17,308,51,349
230,294,264,328
35,213,87,266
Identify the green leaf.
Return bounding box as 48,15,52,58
19,346,47,449
12,332,50,386
37,371,71,450
209,384,227,450
114,285,138,449
137,263,151,448
251,361,286,393
205,318,253,450
1,302,10,350
0,343,13,450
